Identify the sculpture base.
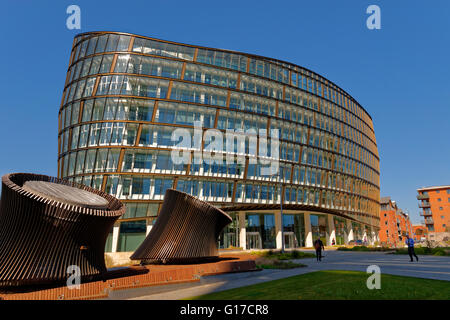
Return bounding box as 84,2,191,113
139,256,221,265
0,254,258,300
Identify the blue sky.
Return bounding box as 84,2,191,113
1,0,449,224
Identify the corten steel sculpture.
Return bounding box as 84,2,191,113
131,189,232,264
0,173,125,287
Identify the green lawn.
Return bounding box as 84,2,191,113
393,247,450,256
337,246,394,252
189,271,450,300
336,246,450,256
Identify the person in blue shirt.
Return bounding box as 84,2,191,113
405,235,419,262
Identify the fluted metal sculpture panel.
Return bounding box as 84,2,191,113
131,189,232,263
0,173,125,287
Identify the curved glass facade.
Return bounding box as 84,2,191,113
58,32,380,251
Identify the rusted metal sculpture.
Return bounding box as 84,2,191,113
0,173,125,287
131,189,232,264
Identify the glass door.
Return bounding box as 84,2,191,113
246,232,262,249
284,232,297,249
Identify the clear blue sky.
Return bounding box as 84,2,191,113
1,0,449,224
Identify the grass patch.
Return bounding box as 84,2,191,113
392,247,450,256
250,250,312,270
337,246,393,252
256,260,307,270
251,250,315,260
189,270,450,300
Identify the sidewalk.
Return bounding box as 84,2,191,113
117,250,450,300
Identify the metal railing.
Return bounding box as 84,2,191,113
418,202,431,208
417,193,429,200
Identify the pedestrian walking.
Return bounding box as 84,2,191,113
405,235,419,262
314,238,325,261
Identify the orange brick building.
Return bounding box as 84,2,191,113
417,186,450,234
412,225,428,241
379,197,413,247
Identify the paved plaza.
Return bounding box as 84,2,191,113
102,250,450,300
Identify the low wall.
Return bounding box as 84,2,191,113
105,252,138,268
0,254,258,300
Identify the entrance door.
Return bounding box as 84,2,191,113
219,232,237,249
284,232,297,249
224,232,236,248
246,232,262,249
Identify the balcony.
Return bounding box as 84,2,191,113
420,211,432,217
419,202,431,208
417,193,429,200
422,218,434,225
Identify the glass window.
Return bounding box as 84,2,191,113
117,35,131,51
131,177,151,195
153,178,173,196
91,99,105,121
83,77,97,97
78,125,90,148
80,58,92,78
104,227,113,252
105,149,120,172
139,125,153,146
82,100,93,122
246,213,276,249
94,148,108,172
105,34,119,52
75,150,86,174
282,214,305,248
117,220,147,252
121,76,169,99
311,214,328,244
86,37,97,56
71,126,80,149
99,55,114,74
95,35,108,53
89,55,103,75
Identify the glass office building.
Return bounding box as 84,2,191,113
58,31,380,252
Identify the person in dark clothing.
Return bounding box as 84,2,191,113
405,235,418,262
314,238,325,261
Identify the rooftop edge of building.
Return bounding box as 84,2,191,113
417,185,450,192
72,30,375,124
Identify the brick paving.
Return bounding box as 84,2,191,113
0,253,258,300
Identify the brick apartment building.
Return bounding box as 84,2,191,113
379,197,413,247
417,185,450,242
412,225,428,241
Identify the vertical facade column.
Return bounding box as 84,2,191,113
347,220,354,243
111,222,120,253
304,213,313,247
239,211,246,250
328,215,336,246
146,220,153,235
370,227,376,245
275,211,282,250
